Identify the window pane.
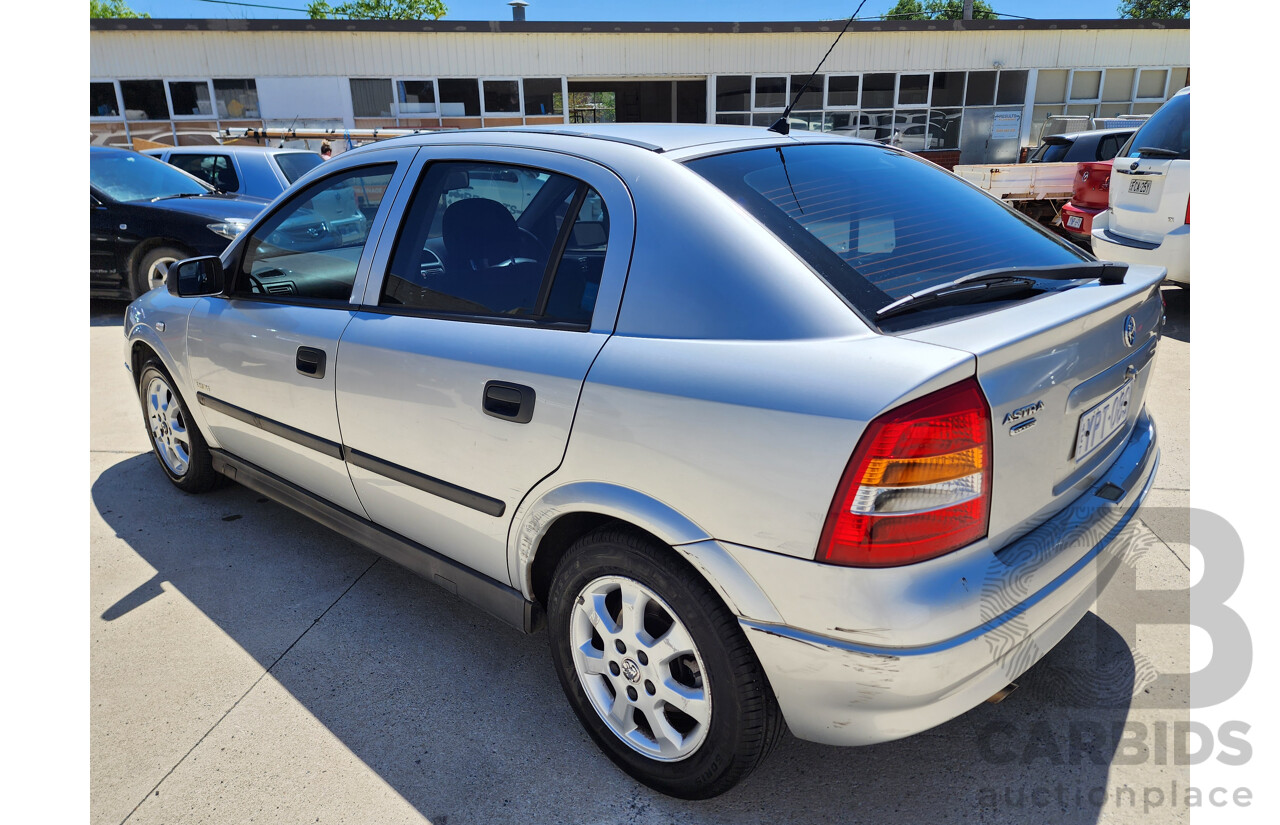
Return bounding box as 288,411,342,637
213,79,259,118
1070,70,1102,100
898,74,930,106
1034,70,1068,104
995,71,1027,105
483,80,520,114
929,108,962,149
545,188,609,326
862,73,895,109
931,72,965,107
523,78,563,115
966,71,996,106
1168,68,1189,94
1102,69,1134,102
238,165,396,303
275,152,324,183
715,112,750,125
754,76,787,109
350,79,393,117
168,81,213,116
169,153,239,192
439,79,481,116
120,80,167,120
398,80,437,114
91,82,119,117
790,74,824,111
688,145,1084,322
715,75,750,112
1137,69,1168,98
827,75,859,108
383,162,578,318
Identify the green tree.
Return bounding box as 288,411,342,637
90,0,149,17
883,0,998,19
308,0,447,19
1117,0,1189,18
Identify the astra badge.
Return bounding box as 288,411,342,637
1002,401,1043,425
1123,315,1137,348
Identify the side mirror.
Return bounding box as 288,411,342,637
167,256,226,297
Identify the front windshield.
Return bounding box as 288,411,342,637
1121,91,1190,160
90,151,212,202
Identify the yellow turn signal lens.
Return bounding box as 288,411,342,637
861,447,985,487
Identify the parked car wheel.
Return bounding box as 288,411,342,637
138,360,218,493
547,528,784,799
133,246,186,298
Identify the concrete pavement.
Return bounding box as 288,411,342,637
90,286,1192,824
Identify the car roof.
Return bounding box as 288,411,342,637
143,144,318,155
1043,126,1138,142
371,123,861,155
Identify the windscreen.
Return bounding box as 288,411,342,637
90,151,212,202
687,144,1085,316
1121,92,1190,159
275,152,325,183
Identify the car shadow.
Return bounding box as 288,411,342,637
91,298,130,327
1160,284,1190,343
90,452,1154,824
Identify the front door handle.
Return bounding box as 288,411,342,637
296,346,326,379
483,381,535,423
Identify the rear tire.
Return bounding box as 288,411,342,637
138,359,219,493
547,527,783,799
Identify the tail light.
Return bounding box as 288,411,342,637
1185,195,1190,225
817,378,992,567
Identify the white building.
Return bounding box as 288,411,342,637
89,16,1189,164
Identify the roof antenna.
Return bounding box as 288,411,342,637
770,0,867,136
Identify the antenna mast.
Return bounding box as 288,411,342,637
769,1,868,136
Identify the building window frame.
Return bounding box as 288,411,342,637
90,80,125,121
165,78,217,120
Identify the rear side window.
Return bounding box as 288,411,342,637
687,144,1084,317
1030,140,1070,163
275,152,324,183
168,153,239,193
1122,92,1190,159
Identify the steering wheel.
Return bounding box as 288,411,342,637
244,272,267,294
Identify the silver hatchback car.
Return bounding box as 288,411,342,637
124,124,1162,799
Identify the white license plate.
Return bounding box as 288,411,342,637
1074,381,1133,462
1128,179,1151,195
1066,215,1084,229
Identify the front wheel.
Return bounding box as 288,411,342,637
138,360,219,493
132,245,186,298
547,528,783,799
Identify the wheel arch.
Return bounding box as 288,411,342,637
513,482,782,625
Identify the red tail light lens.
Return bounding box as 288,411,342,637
817,378,992,567
1185,195,1190,225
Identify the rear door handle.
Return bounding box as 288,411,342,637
483,381,535,423
296,346,326,379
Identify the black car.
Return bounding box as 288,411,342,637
90,146,271,299
1027,127,1136,164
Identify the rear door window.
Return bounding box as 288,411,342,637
687,144,1084,320
169,153,240,193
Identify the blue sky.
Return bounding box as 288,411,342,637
126,0,1134,21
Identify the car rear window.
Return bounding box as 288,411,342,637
687,143,1085,321
275,152,325,183
1121,91,1189,160
1030,140,1071,163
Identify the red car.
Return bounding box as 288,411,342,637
1060,160,1113,246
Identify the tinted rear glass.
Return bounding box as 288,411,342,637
1030,140,1071,163
1122,91,1190,159
687,144,1085,318
275,152,325,183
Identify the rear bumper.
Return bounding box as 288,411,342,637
721,411,1159,746
1060,201,1104,239
1090,213,1190,285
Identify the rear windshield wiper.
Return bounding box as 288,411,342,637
874,262,1129,322
1135,146,1181,158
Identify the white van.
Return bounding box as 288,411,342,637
1090,86,1190,285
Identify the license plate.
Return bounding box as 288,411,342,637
1066,215,1083,229
1128,179,1151,195
1074,380,1133,461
